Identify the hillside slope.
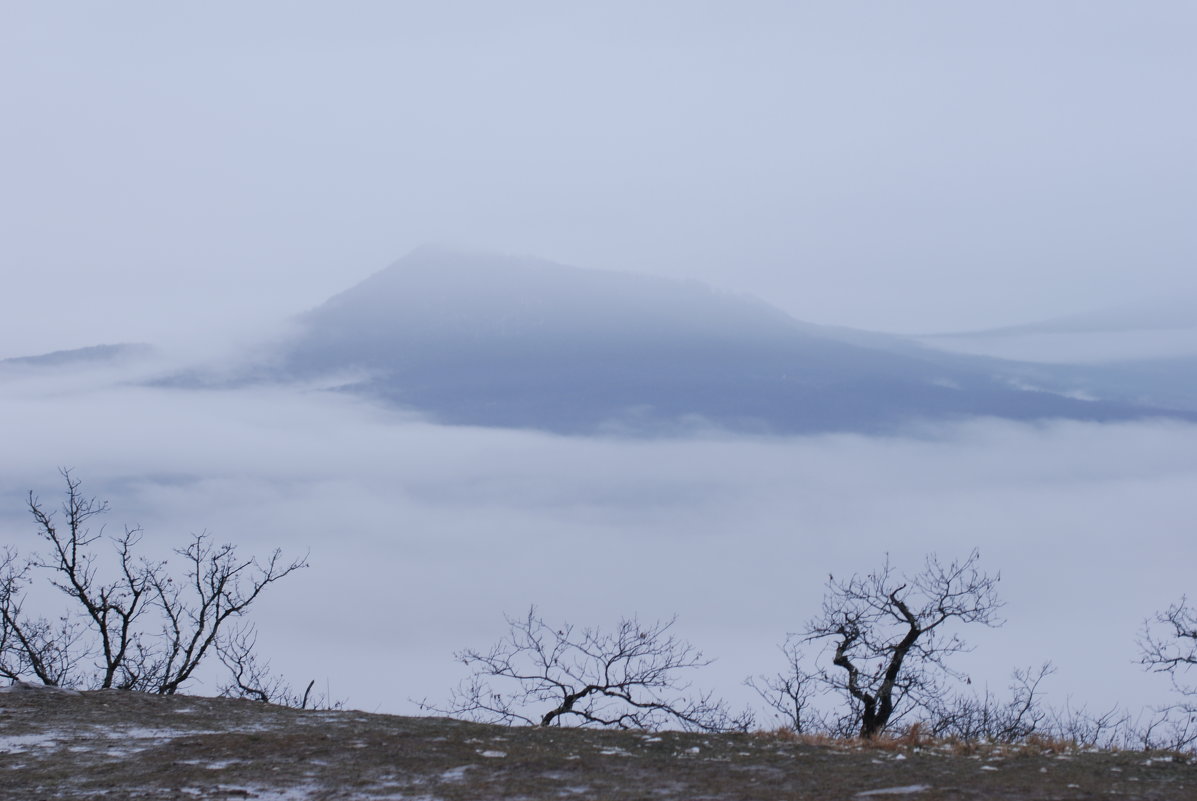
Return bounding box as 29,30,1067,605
2,684,1192,800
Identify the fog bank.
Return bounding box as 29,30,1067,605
0,366,1192,718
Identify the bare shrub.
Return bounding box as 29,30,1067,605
0,470,308,701
746,636,823,734
0,546,85,686
1142,596,1197,698
426,606,752,732
217,624,341,709
926,663,1055,743
763,550,1003,739
1137,596,1197,752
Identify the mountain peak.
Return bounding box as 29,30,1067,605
304,247,805,348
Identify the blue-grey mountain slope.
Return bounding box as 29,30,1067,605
912,295,1197,410
277,248,1193,434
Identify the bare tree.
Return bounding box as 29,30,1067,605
0,470,307,699
925,662,1055,743
0,547,86,686
1134,705,1197,753
1138,596,1197,752
24,473,160,689
1045,700,1138,750
216,623,341,709
927,661,1196,752
802,550,1003,739
425,607,752,732
144,534,307,695
746,637,823,734
1141,596,1197,698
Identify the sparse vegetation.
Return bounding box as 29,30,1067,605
746,553,1197,753
0,470,311,703
2,686,1194,801
1142,597,1197,699
754,550,1003,739
423,606,752,732
5,477,1197,801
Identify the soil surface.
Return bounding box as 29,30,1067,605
1,683,1193,800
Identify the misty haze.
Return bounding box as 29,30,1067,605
2,3,1196,796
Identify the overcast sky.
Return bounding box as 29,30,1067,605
4,2,1196,358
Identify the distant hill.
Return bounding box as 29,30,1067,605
0,343,153,368
275,248,1192,434
925,294,1197,339
916,293,1197,368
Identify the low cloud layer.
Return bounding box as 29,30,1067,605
1,363,1194,720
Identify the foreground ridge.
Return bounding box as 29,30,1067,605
1,686,1192,800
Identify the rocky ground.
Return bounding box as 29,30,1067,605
1,683,1193,800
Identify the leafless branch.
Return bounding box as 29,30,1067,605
746,635,824,734
1141,596,1197,697
216,623,340,709
2,471,308,699
802,550,1003,738
424,607,752,732
926,662,1055,743
146,533,308,695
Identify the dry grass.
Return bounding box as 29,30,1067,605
752,723,1188,761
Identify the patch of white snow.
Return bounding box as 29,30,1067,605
0,732,64,753
855,785,932,797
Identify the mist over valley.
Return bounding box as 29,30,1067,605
2,249,1194,724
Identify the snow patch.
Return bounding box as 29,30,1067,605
439,765,471,781
0,681,81,696
856,785,932,797
181,785,323,800
0,732,64,753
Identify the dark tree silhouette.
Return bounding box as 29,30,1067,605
0,546,84,686
0,470,307,698
746,636,822,734
924,662,1055,743
216,623,340,709
426,607,751,732
803,550,1003,738
1141,596,1197,699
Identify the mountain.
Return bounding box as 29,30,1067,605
916,293,1197,365
275,248,1193,434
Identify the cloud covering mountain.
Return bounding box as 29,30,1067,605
277,248,1192,434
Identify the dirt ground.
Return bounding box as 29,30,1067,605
1,683,1193,800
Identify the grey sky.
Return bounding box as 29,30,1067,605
4,2,1196,358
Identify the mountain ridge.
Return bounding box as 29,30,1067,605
275,248,1195,434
